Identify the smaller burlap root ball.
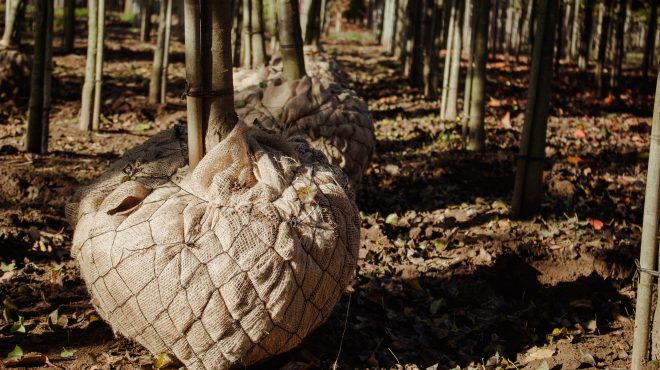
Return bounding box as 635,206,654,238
236,76,375,190
67,122,360,370
0,48,30,99
233,45,345,91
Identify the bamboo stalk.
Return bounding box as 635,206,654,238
41,0,54,154
277,0,306,80
160,0,173,103
184,0,203,169
204,0,237,149
445,0,463,120
91,0,106,131
440,0,457,119
79,0,98,131
511,0,558,217
149,0,168,103
25,0,47,153
631,72,660,370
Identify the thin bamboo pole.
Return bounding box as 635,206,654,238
184,0,203,169
160,0,173,103
41,0,54,154
91,0,106,131
25,0,48,153
79,0,98,130
631,72,660,370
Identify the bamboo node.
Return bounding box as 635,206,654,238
181,81,234,99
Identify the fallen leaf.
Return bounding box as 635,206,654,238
0,262,15,273
566,156,582,165
587,218,604,230
574,129,586,138
526,347,556,361
60,348,75,359
4,345,22,362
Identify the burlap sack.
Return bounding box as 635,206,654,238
233,45,345,92
236,76,374,190
67,122,360,369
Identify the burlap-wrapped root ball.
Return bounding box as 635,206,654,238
67,122,360,369
237,76,375,190
233,45,345,92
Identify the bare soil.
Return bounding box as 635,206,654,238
0,20,654,369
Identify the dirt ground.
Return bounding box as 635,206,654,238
0,18,656,369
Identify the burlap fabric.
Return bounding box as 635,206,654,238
236,76,374,190
67,122,360,369
233,45,345,92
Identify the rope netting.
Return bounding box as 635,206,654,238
68,123,360,369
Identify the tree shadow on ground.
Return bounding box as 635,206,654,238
257,253,631,369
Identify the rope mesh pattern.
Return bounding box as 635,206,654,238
236,76,375,191
67,123,360,370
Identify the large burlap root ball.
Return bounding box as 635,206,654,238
0,48,30,100
68,123,360,370
236,76,375,190
233,45,344,91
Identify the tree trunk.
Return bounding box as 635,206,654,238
511,0,558,218
201,1,237,150
463,0,489,151
302,0,322,45
489,0,498,55
250,0,266,64
595,0,611,98
409,0,425,87
578,0,593,71
184,0,203,168
440,0,457,113
632,73,660,370
140,0,152,42
569,0,581,60
26,0,53,154
422,0,438,98
554,0,562,70
149,0,168,103
160,0,172,103
463,0,477,128
62,0,76,53
0,0,25,48
642,0,657,78
232,0,242,67
394,0,408,59
277,0,306,80
79,0,98,131
91,0,105,131
609,0,626,95
445,0,463,119
41,0,54,153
